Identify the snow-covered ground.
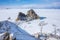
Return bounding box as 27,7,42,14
0,9,60,39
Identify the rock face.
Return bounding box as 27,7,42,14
27,9,39,21
16,12,27,21
16,9,39,21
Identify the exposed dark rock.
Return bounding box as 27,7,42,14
16,9,40,21
16,12,27,21
27,9,39,20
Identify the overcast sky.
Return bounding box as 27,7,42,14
0,0,60,9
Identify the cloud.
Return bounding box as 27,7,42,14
52,2,60,6
19,4,49,8
18,2,60,9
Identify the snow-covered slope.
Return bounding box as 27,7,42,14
0,20,36,40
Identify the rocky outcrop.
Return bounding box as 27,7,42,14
27,9,39,21
16,9,40,21
0,32,15,40
16,12,27,21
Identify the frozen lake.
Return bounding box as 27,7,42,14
0,9,60,35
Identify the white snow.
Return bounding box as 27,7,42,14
0,9,60,40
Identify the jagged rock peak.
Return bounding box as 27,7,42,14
27,9,39,20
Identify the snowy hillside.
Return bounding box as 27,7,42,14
0,20,36,40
